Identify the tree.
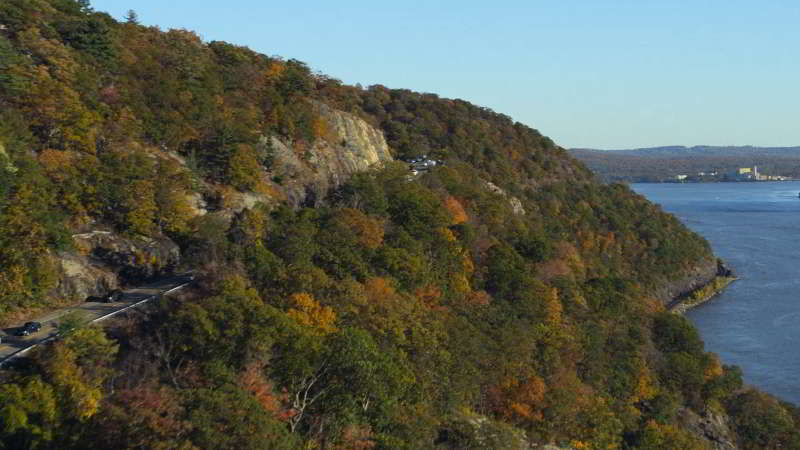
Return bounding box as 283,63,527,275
153,159,194,235
287,292,337,335
39,327,119,422
124,10,139,25
186,385,301,450
0,377,58,449
125,179,157,235
320,328,413,433
227,143,263,191
443,196,468,225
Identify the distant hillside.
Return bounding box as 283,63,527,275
571,146,800,182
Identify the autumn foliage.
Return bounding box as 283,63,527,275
0,2,794,449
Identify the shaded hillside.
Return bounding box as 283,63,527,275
571,146,800,182
2,1,800,449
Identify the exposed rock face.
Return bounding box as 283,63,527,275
484,181,527,215
654,257,717,307
55,253,117,301
269,102,393,207
186,192,208,217
678,408,739,450
71,231,180,283
437,412,533,449
52,231,180,301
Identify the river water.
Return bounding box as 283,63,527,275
631,182,800,405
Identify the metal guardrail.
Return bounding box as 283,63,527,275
0,281,191,368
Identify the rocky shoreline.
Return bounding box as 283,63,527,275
671,275,737,314
669,260,737,314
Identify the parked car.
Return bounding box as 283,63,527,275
102,289,123,303
15,321,42,336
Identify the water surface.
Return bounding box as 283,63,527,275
632,182,800,404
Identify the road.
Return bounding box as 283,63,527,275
0,274,194,366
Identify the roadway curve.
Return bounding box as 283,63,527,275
0,274,194,366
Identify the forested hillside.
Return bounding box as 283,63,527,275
1,1,800,449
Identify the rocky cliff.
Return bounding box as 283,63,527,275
53,231,181,301
658,259,734,311
654,258,717,307
51,103,392,303
679,408,738,450
268,102,393,207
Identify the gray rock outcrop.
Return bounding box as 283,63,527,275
268,102,393,207
52,231,180,301
55,253,118,301
484,180,526,215
655,258,718,307
678,408,739,450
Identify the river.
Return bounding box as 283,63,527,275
631,182,800,405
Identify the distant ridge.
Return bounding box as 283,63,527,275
569,146,800,182
572,145,800,157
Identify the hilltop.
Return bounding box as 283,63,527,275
571,146,800,182
1,1,799,449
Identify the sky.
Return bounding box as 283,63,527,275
90,1,800,149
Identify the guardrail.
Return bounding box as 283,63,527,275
0,281,191,368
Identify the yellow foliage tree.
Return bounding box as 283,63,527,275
287,292,337,335
228,143,263,191
125,179,157,235
21,66,99,153
0,183,60,302
154,159,194,234
543,287,563,327
631,358,658,404
40,344,102,421
235,207,269,245
704,353,724,380
311,116,329,141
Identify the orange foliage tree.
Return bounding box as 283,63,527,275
443,196,468,225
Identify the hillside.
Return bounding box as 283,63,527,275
1,1,800,449
571,146,800,182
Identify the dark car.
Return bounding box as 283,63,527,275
102,289,123,303
15,321,42,336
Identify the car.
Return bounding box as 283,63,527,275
102,289,123,303
15,321,42,336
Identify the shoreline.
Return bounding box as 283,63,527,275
670,275,738,314
631,179,799,184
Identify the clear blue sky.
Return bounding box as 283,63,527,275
90,0,799,149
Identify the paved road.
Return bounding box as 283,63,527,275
0,274,194,366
